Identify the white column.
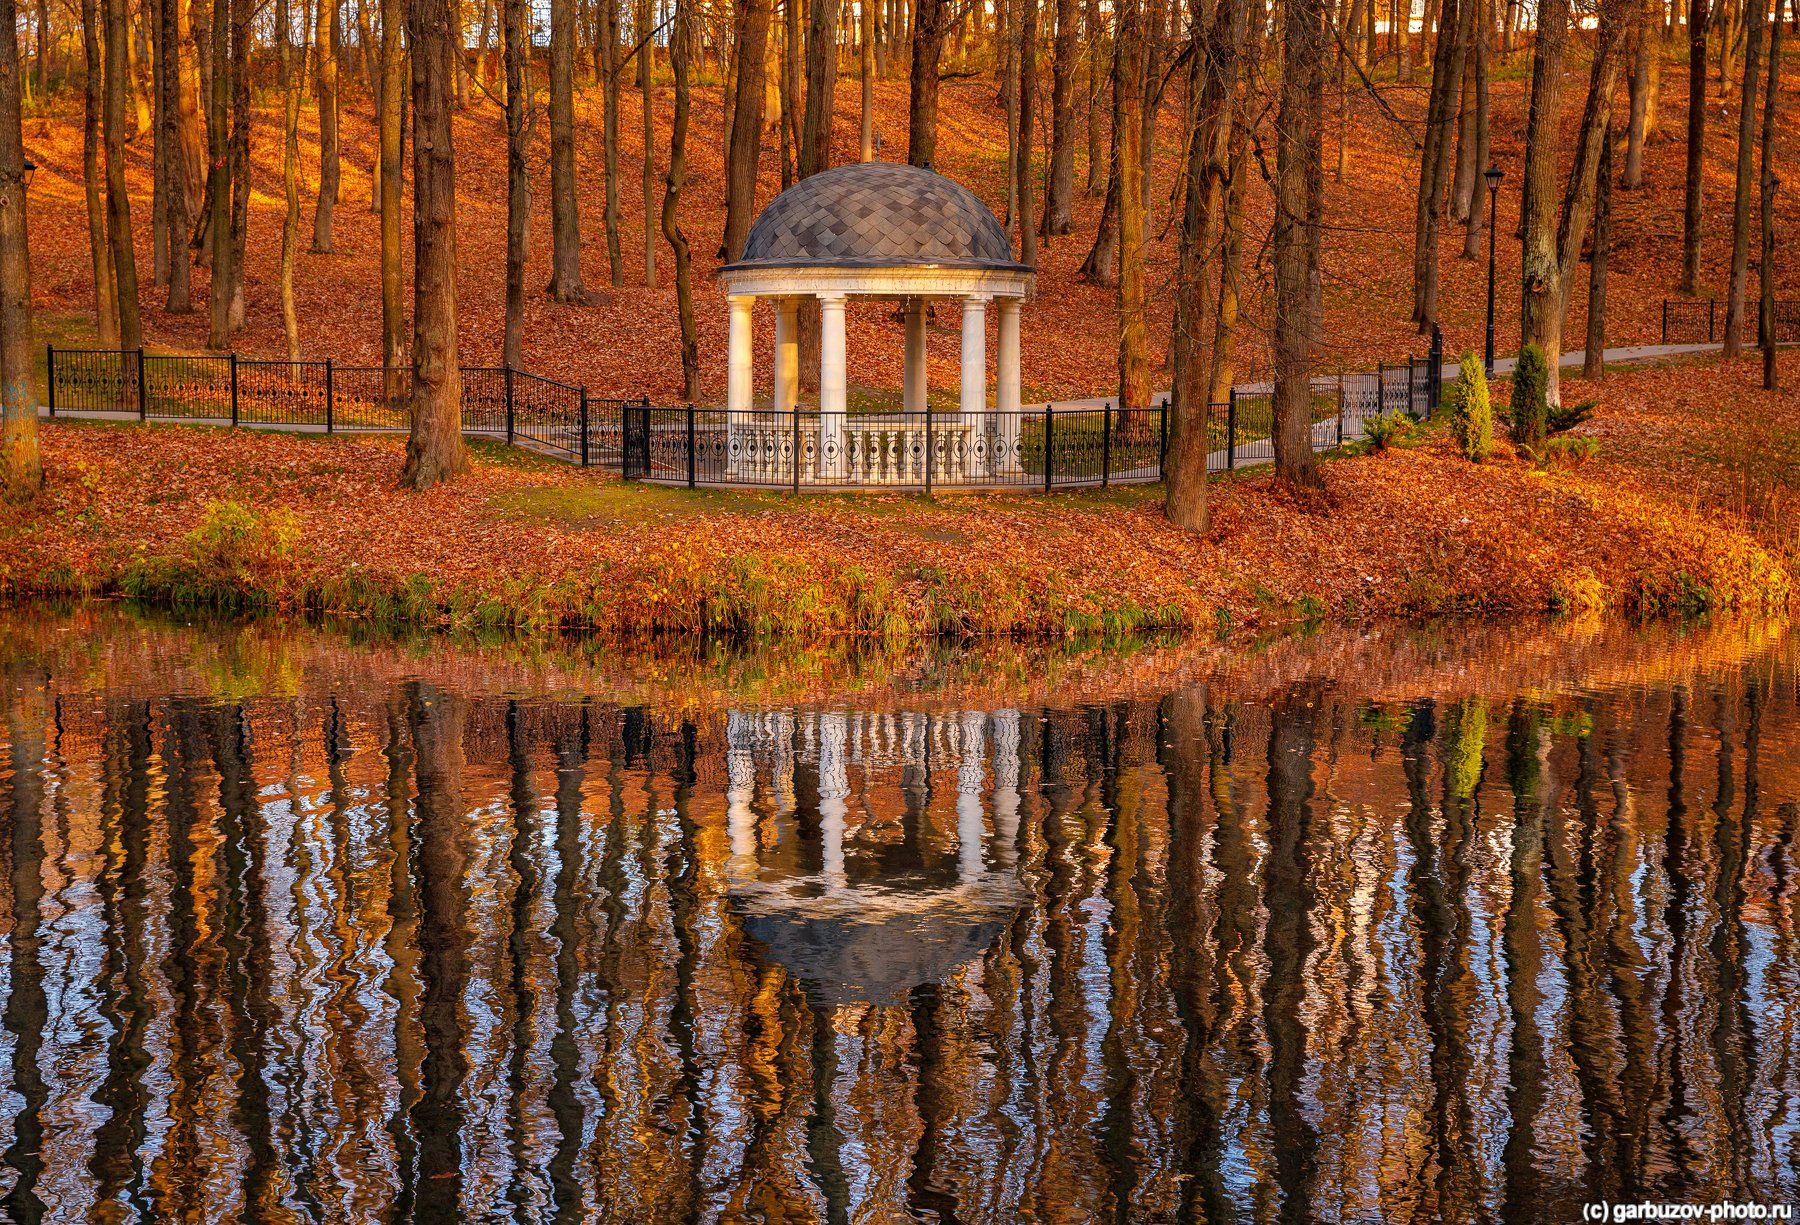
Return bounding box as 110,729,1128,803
774,298,799,412
819,293,848,479
728,294,756,415
996,296,1021,472
904,297,928,413
960,294,989,428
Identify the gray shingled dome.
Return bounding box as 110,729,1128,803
727,162,1028,271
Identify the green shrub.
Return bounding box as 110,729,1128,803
1362,409,1416,452
1510,344,1550,449
124,500,303,609
1535,435,1600,469
1451,351,1493,462
1549,398,1596,434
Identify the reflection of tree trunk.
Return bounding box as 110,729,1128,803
1499,702,1550,1217
0,669,48,1220
379,698,423,1212
545,709,589,1219
1264,687,1319,1219
406,683,470,1218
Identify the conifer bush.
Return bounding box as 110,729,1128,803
1451,351,1493,463
1510,344,1550,450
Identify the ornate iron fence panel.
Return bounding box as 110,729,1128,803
142,354,230,420
330,367,412,431
236,361,332,427
510,370,585,461
459,367,509,436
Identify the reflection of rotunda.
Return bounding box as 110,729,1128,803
723,709,1025,1005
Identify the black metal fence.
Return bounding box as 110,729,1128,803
44,345,639,469
620,351,1443,491
1662,297,1800,345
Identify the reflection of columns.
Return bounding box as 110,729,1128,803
819,293,848,478
959,294,989,428
727,712,758,873
904,298,928,413
818,713,849,885
728,294,755,413
774,299,800,412
957,711,987,883
990,710,1020,866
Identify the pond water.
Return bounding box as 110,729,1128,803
0,609,1797,1222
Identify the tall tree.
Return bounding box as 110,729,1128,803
908,0,946,165
1273,0,1325,488
721,0,773,259
1584,132,1611,378
802,0,838,174
380,0,405,371
1722,0,1766,356
160,0,191,310
205,0,229,346
1621,0,1658,188
401,0,468,489
1758,0,1782,388
663,0,699,396
638,0,656,288
82,0,118,342
1015,0,1040,265
105,0,142,350
1041,0,1078,233
279,0,303,358
1115,0,1147,413
503,0,528,365
1410,0,1467,329
0,0,39,499
1086,0,1107,193
860,0,875,158
1680,0,1708,291
1517,0,1571,400
600,0,624,285
226,0,249,332
1459,0,1491,259
312,0,341,251
1166,0,1243,530
548,0,595,301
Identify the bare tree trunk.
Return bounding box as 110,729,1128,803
721,0,773,259
1460,0,1490,258
1722,0,1764,355
1621,0,1654,187
779,0,796,182
1080,154,1119,283
1449,0,1479,218
601,0,624,285
1001,0,1018,228
638,0,656,288
175,0,202,216
1016,0,1039,264
664,0,699,396
225,0,247,333
0,0,40,500
1041,0,1077,232
152,0,168,290
504,0,529,365
1273,0,1323,488
279,0,302,358
1167,0,1242,530
105,0,142,350
1211,116,1247,403
1680,0,1707,292
801,0,838,173
1517,0,1570,419
1584,132,1610,378
313,0,340,251
83,0,119,342
1085,0,1105,193
204,0,229,346
908,0,945,165
380,0,404,370
859,0,874,157
1115,0,1148,412
786,0,803,171
127,4,151,135
547,0,594,301
401,0,469,489
159,0,191,309
1410,0,1465,330
1759,0,1782,388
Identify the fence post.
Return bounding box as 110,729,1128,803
1429,324,1443,411
925,408,934,495
1101,401,1113,488
620,399,631,479
136,349,146,420
1709,299,1717,343
1043,404,1054,492
324,358,335,433
1337,378,1345,447
792,406,800,493
686,403,697,488
1662,300,1669,345
1227,389,1237,470
504,364,515,444
1158,397,1168,478
579,387,590,467
45,345,54,416
229,352,239,426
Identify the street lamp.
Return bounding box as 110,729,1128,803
1483,163,1504,377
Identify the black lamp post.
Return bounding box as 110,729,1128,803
1483,163,1504,377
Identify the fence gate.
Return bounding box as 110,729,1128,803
621,401,651,480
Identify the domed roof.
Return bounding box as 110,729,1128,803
727,162,1028,271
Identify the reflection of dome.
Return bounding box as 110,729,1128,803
733,875,1022,1006
728,163,1028,271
